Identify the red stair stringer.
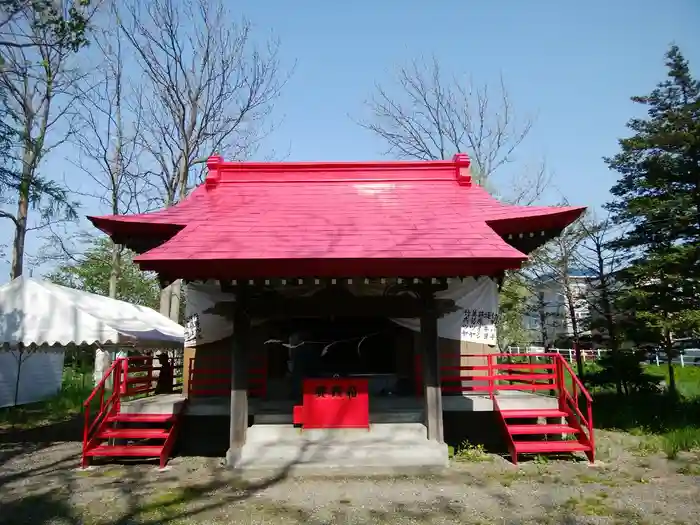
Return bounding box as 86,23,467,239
83,407,186,469
495,404,594,465
81,357,188,469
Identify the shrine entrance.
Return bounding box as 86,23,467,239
265,316,415,403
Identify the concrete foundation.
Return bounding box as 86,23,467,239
230,422,449,474
179,391,558,417
118,392,559,472
119,394,186,415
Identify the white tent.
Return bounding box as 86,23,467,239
0,277,184,348
0,277,184,407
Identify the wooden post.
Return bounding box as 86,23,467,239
421,288,444,443
225,287,250,467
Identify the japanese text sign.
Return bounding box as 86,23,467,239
294,378,369,429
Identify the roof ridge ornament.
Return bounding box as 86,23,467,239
205,155,224,189
453,153,472,187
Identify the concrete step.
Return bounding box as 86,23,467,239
119,394,186,415
245,423,427,444
234,440,449,471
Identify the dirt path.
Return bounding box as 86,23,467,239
1,431,699,524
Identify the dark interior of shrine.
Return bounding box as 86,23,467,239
265,316,416,399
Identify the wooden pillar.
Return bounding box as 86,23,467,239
225,287,250,467
421,288,444,443
182,346,196,397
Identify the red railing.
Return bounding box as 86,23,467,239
414,352,594,449
556,354,595,451
83,359,124,461
187,353,267,398
82,354,184,463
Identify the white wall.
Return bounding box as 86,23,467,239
0,349,65,408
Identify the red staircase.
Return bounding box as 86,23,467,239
416,351,594,464
81,355,185,469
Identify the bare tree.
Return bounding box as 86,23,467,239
0,2,87,279
119,0,286,320
577,214,626,393
537,222,588,377
65,2,152,298
361,56,547,203
520,251,567,348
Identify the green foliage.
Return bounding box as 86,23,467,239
452,440,491,462
497,272,530,349
0,0,93,53
0,366,92,430
648,363,700,399
586,349,661,394
45,236,160,310
604,46,700,388
593,364,700,458
662,426,700,459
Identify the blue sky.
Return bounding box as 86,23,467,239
1,0,699,282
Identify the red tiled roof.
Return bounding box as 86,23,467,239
88,154,585,279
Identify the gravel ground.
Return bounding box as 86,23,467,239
1,430,699,525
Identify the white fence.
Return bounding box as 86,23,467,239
506,346,700,368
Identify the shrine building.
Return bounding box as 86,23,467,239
85,154,593,473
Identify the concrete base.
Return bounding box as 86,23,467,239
186,392,558,417
228,423,449,474
442,391,559,412
119,394,186,415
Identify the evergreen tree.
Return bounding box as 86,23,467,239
605,45,700,395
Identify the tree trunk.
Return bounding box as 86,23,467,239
666,350,677,396
10,196,28,279
538,300,548,347
601,292,622,395
563,277,584,379
169,279,181,323
663,335,677,397
596,250,623,395
163,158,190,323
10,161,32,279
160,286,172,317
108,242,121,299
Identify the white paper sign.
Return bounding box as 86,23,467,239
460,308,499,345
184,314,201,345
390,276,499,343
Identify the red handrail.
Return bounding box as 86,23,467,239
415,352,562,395
554,353,595,452
83,359,124,462
557,354,592,402
413,351,595,456
81,354,184,466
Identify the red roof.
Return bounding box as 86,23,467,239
89,154,584,280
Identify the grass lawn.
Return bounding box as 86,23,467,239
591,364,700,459
645,363,700,398
0,367,93,431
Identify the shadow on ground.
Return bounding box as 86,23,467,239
0,415,82,468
